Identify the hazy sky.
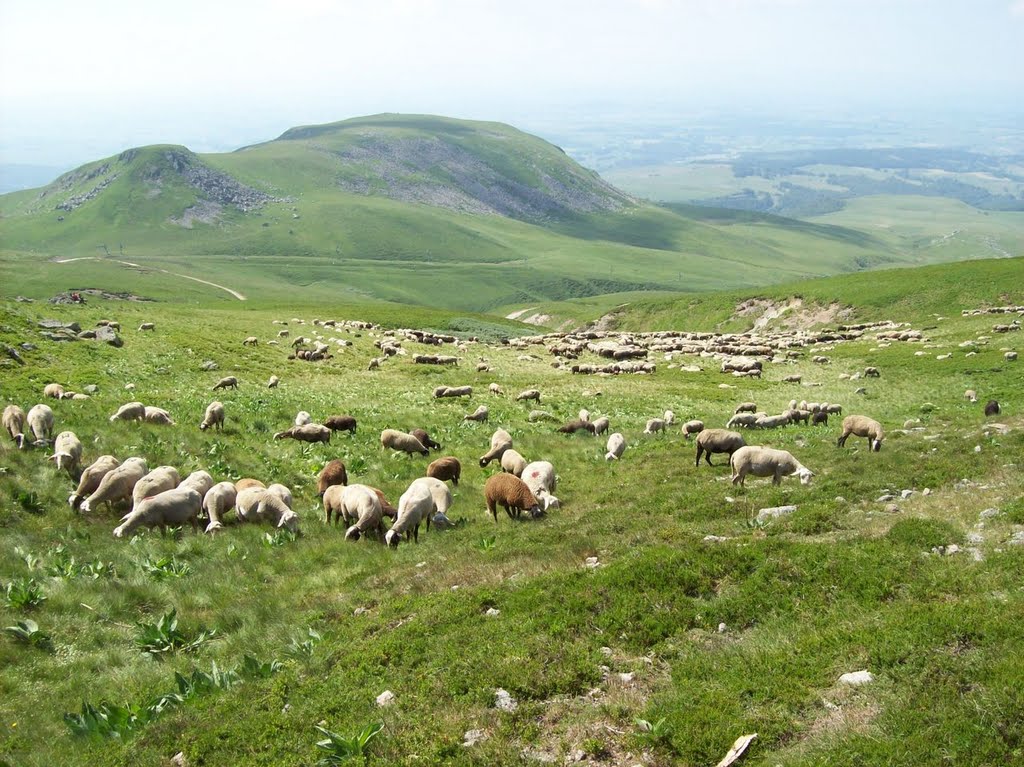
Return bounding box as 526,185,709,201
1,0,1022,167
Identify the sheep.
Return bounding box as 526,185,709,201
80,457,148,513
644,418,666,435
43,383,65,399
726,413,758,429
558,419,596,435
143,406,175,425
274,424,331,443
730,446,814,487
138,322,155,331
479,428,513,467
734,402,757,414
370,487,398,519
114,487,202,538
203,482,237,531
380,428,429,456
755,414,790,429
985,400,1001,416
236,487,299,532
837,415,885,452
384,480,435,546
605,432,627,461
294,411,312,427
367,357,385,371
243,336,258,346
266,483,293,508
783,374,802,383
489,383,503,395
864,366,881,378
324,414,357,433
212,376,238,390
48,431,83,476
483,473,541,522
964,389,978,402
464,405,489,422
330,485,387,540
515,389,541,403
663,410,675,425
235,478,266,493
694,429,746,467
1007,352,1019,362
681,419,704,439
410,428,441,450
812,411,829,426
180,470,214,497
200,401,225,431
110,401,146,422
267,375,280,388
26,404,54,445
132,466,182,509
578,409,591,423
521,460,558,510
427,456,462,486
433,385,473,398
500,448,528,477
824,404,843,415
69,455,120,509
317,459,348,496
813,355,830,364
528,410,556,423
3,405,26,448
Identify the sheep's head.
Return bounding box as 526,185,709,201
200,421,209,431
344,526,361,541
797,467,814,485
871,439,883,452
205,521,225,534
384,529,401,548
276,510,300,533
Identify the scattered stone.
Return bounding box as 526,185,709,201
200,360,219,371
125,383,135,390
876,492,895,502
718,383,736,389
618,672,635,683
900,489,916,500
494,688,518,712
95,325,123,347
718,622,728,633
353,607,369,616
979,508,1001,519
838,670,875,686
967,532,984,545
485,607,501,617
376,690,396,707
756,505,797,523
566,748,586,763
170,753,188,767
18,342,35,351
931,544,961,556
1008,531,1024,546
3,345,25,364
834,496,847,504
462,729,487,747
703,535,730,542
725,496,735,504
884,503,901,514
84,384,99,394
584,557,601,569
38,319,81,332
923,488,932,496
281,703,291,714
920,402,936,413
679,364,702,373
77,330,97,339
974,445,982,453
983,423,1011,435
42,332,77,342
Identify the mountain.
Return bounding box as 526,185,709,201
0,113,969,312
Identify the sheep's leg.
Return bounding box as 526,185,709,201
837,431,849,447
487,500,497,522
772,472,782,486
694,446,703,467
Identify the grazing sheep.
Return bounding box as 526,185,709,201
726,413,758,429
380,428,429,456
324,414,357,433
80,457,148,513
985,400,1001,416
730,446,814,487
212,376,238,390
26,404,54,445
578,409,591,423
267,375,280,388
132,466,181,509
3,405,26,448
783,374,802,383
1007,351,1018,361
483,473,541,522
464,405,489,422
479,428,513,467
143,406,175,425
663,410,675,425
69,454,120,510
605,432,627,461
694,429,746,467
43,383,65,399
864,367,881,378
317,459,348,496
236,487,299,532
332,485,387,540
558,419,596,435
521,460,558,510
234,478,266,493
243,336,258,346
681,419,705,439
274,424,331,443
824,404,843,415
370,487,398,519
138,322,155,331
114,487,202,538
734,402,757,414
203,482,237,532
812,411,829,426
964,389,978,402
813,355,830,364
385,480,434,546
200,401,225,431
500,448,528,477
433,385,473,398
367,357,384,371
294,411,312,427
515,389,541,403
755,414,790,430
837,415,885,452
266,483,293,507
48,431,83,476
489,383,503,395
427,456,462,486
644,418,666,435
109,401,146,423
784,409,811,425
528,410,556,423
410,428,441,450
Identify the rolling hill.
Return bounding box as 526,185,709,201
0,114,1009,312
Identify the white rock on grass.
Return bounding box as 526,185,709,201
756,505,797,523
838,670,875,686
462,729,487,747
376,690,396,707
494,688,518,712
485,607,501,617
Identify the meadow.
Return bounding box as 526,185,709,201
1,258,1022,765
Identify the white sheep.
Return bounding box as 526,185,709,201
109,401,146,423
266,483,293,507
479,428,513,466
591,416,610,436
521,460,559,510
180,470,214,497
643,418,666,435
327,484,385,541
48,431,83,476
681,419,704,439
464,405,489,422
578,409,591,423
267,375,280,388
132,466,181,509
43,383,65,399
200,401,225,431
605,432,627,461
488,383,503,395
143,406,175,425
663,410,675,425
3,404,26,448
69,454,120,510
729,446,814,487
26,404,54,445
385,478,437,546
236,487,299,532
202,481,238,532
80,457,149,513
500,448,528,477
380,429,429,456
294,411,312,427
114,487,202,538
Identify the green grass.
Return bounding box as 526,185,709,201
1,258,1023,765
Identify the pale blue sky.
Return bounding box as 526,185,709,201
1,0,1022,167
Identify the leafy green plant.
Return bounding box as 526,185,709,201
241,654,284,679
134,609,217,657
4,619,52,649
263,529,298,547
64,701,149,739
286,627,323,659
16,491,45,514
478,535,497,551
140,556,193,580
4,578,47,609
635,716,672,745
14,546,42,571
314,722,384,765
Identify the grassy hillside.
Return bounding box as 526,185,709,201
1,260,1022,765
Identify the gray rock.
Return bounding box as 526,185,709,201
757,505,797,523
376,690,395,707
84,384,99,394
494,688,518,712
3,345,25,364
900,489,916,499
95,325,123,347
462,729,487,747
77,330,97,339
1008,531,1024,546
18,342,35,351
38,319,81,332
42,332,77,342
838,670,874,686
200,360,219,371
979,508,1002,519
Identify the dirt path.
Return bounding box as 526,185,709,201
52,257,246,300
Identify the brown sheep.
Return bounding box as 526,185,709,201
427,456,462,486
484,473,541,522
213,376,238,390
411,428,442,450
235,478,266,493
837,415,884,452
984,400,1001,417
558,419,596,435
694,429,746,467
317,459,348,496
369,487,398,519
811,411,829,427
323,414,358,433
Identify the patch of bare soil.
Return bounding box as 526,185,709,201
733,298,855,331
170,199,223,228
49,289,154,304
